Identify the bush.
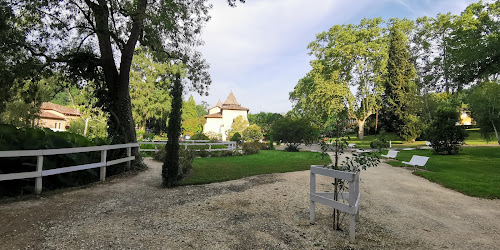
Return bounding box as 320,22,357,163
0,124,110,196
154,149,194,182
191,132,210,140
230,132,242,142
242,124,263,141
426,106,467,155
242,142,260,155
143,132,155,141
270,117,319,151
285,144,300,152
370,139,388,149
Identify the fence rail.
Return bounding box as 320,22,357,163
0,143,139,194
139,141,237,152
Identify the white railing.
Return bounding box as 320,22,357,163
139,141,237,152
0,143,139,194
309,165,361,242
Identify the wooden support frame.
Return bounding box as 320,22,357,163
309,165,361,242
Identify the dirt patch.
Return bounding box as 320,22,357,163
1,156,499,249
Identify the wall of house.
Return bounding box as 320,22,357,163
203,118,223,138
38,118,68,131
221,109,248,140
208,107,221,115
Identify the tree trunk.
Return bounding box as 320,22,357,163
163,73,183,187
357,119,365,140
375,109,379,133
492,121,500,146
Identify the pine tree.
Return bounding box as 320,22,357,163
385,23,421,142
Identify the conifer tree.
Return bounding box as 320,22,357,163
384,22,421,142
163,73,183,187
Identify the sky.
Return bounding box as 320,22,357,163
188,0,482,114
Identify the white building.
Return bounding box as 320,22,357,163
203,91,249,141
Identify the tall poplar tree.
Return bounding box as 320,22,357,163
384,20,421,142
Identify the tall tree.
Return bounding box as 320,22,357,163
182,95,205,136
8,0,216,169
384,19,421,142
301,18,387,139
163,73,183,187
468,81,500,145
130,48,173,131
447,1,500,87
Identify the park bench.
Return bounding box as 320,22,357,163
402,155,430,171
381,150,398,159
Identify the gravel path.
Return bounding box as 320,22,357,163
1,152,499,249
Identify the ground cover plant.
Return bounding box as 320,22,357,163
180,150,330,185
380,147,500,198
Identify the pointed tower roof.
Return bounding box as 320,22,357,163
223,91,239,106
216,99,223,107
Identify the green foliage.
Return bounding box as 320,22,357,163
230,132,242,142
242,142,260,155
294,18,387,139
67,117,107,139
242,124,263,142
426,106,467,155
0,124,110,196
130,48,172,130
247,112,283,137
154,149,194,182
447,1,500,86
467,81,500,145
270,117,319,152
181,150,330,185
191,132,210,140
384,20,422,142
163,75,183,188
230,115,249,137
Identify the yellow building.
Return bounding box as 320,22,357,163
459,110,476,126
37,102,81,131
203,91,249,141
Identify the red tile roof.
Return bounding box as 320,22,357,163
39,110,65,120
204,112,223,118
221,105,249,111
41,102,81,116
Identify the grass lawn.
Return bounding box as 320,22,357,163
180,150,331,185
346,129,492,149
380,147,500,199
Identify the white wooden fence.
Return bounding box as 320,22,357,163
309,165,361,242
0,143,139,194
139,141,237,152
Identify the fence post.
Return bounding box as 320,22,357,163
310,171,316,224
155,144,157,152
127,146,132,169
209,144,212,152
349,174,357,243
35,155,43,194
185,144,187,150
100,149,107,181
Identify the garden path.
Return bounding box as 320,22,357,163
0,151,499,249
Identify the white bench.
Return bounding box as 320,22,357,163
381,150,398,159
402,155,430,171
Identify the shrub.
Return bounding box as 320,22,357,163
143,132,155,141
242,124,263,141
191,132,210,140
242,142,260,155
230,132,242,142
425,106,467,155
370,139,387,149
270,117,319,151
154,149,194,182
0,124,111,196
